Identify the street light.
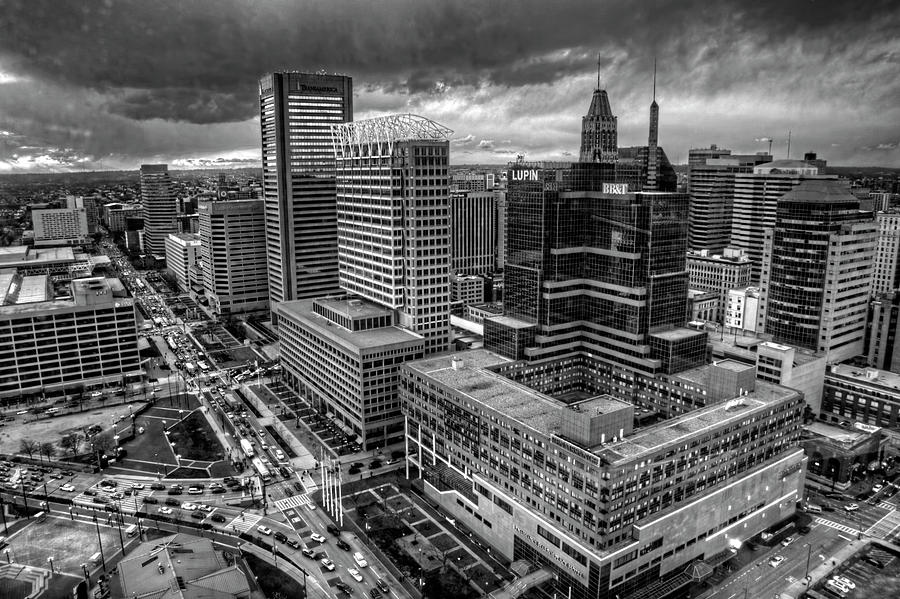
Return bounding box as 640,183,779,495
47,556,54,574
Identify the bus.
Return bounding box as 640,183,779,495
251,457,272,483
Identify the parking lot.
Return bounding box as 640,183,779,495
814,543,900,598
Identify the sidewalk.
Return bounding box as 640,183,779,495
241,384,316,470
780,538,868,599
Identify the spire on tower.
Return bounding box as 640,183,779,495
597,52,601,90
652,57,657,102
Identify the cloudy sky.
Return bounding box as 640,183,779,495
0,0,898,172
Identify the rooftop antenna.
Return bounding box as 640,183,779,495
597,52,601,90
786,130,792,159
652,58,657,102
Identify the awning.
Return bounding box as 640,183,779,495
325,411,334,419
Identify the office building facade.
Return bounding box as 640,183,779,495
450,190,497,275
32,207,89,246
0,274,141,400
164,233,201,293
579,86,618,163
686,249,752,324
140,164,177,258
259,72,352,313
107,204,143,233
333,114,452,354
725,287,760,334
730,160,832,281
757,180,876,363
873,211,900,296
401,349,806,599
865,292,900,372
198,198,269,316
823,364,900,436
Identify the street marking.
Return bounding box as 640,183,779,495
839,534,853,541
815,517,858,535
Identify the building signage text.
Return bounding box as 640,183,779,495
603,182,629,194
514,524,587,581
299,84,339,93
510,169,540,182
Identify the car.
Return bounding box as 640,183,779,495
826,580,849,597
370,590,382,599
211,487,225,494
353,552,368,568
275,451,285,460
781,535,795,547
337,538,351,551
211,514,227,523
376,579,389,593
320,558,335,571
873,484,884,493
167,489,182,495
257,525,273,536
285,539,301,549
310,533,326,543
181,503,198,511
336,581,353,594
165,498,179,506
831,575,856,589
369,460,382,470
768,556,785,568
308,502,317,510
150,483,166,490
59,484,75,492
348,567,363,582
188,488,203,495
261,444,269,451
293,482,304,493
327,524,341,536
274,531,288,543
302,547,316,558
90,391,102,398
159,507,173,514
198,504,212,512
191,511,205,520
844,503,859,512
50,473,63,480
131,483,145,490
863,555,885,568
143,497,159,504
100,479,117,487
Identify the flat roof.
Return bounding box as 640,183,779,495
805,421,870,444
16,275,48,303
571,394,633,415
0,245,76,266
716,359,754,372
314,296,392,320
405,349,562,434
276,298,424,353
0,276,131,316
650,327,706,342
829,363,900,391
486,315,536,329
598,382,797,464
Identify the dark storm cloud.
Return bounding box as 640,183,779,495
0,0,898,168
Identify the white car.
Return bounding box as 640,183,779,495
844,503,859,512
275,451,285,460
257,525,273,536
347,567,363,582
159,507,173,514
181,503,198,511
827,579,851,595
310,533,326,543
768,555,785,568
873,484,884,493
90,391,102,398
832,575,856,589
188,487,203,495
353,551,368,568
321,558,335,571
59,484,75,492
781,535,795,547
199,504,212,512
131,483,145,490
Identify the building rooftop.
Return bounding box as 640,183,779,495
276,298,424,353
650,327,706,342
598,381,798,464
829,363,900,391
570,394,633,415
16,276,49,303
315,296,392,320
168,232,201,245
487,315,536,329
804,421,871,445
0,276,131,315
0,245,77,266
405,349,563,434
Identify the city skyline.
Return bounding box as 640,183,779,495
0,0,898,172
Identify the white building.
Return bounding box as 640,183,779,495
686,248,752,323
726,287,761,333
32,207,89,246
874,210,900,296
164,233,201,293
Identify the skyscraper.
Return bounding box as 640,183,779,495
450,190,497,275
333,114,452,353
579,61,617,164
258,72,353,315
646,60,659,190
730,159,834,281
873,210,900,296
140,164,177,258
757,179,876,363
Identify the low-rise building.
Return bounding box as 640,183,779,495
823,364,900,452
686,248,752,324
688,289,718,323
32,206,89,246
725,287,760,334
0,274,141,400
800,421,881,490
452,273,486,308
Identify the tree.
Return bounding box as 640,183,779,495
20,439,38,459
60,433,83,457
40,441,57,463
92,433,114,457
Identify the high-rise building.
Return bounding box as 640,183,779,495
107,204,143,233
333,114,452,353
688,144,732,169
164,233,201,293
687,153,772,252
579,80,617,163
0,274,141,400
686,249,752,324
140,164,177,258
873,210,900,296
67,195,99,234
259,72,352,314
400,349,806,599
274,114,453,450
757,180,876,363
866,292,900,372
730,160,834,281
646,62,659,191
198,198,269,316
450,190,496,275
32,207,89,246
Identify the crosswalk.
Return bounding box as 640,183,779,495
866,509,900,538
273,493,311,511
815,517,860,535
120,487,155,514
877,501,895,510
229,512,263,533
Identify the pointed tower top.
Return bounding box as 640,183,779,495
597,52,602,90
652,58,657,102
